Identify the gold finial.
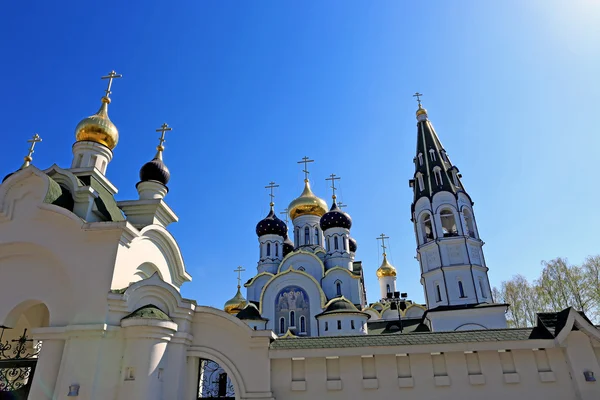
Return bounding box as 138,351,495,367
265,181,279,208
297,156,314,182
21,133,42,169
413,92,423,108
413,92,428,118
234,266,246,289
325,173,341,200
280,208,289,224
376,233,390,256
154,123,172,160
101,70,123,100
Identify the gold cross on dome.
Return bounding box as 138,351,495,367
413,92,423,107
376,233,390,256
280,208,289,224
233,266,246,287
265,181,279,206
325,173,341,199
21,133,42,169
156,123,172,149
101,70,123,98
297,156,314,181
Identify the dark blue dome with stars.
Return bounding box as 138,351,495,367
320,201,352,230
256,207,288,237
348,236,357,252
283,235,294,256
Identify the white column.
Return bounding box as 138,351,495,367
185,356,200,400
29,338,65,400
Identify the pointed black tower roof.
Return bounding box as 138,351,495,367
409,99,470,212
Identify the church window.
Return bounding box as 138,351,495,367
300,316,306,333
334,236,339,250
452,170,460,187
298,267,305,271
479,278,487,298
327,237,331,251
441,151,448,162
75,153,83,168
290,311,296,327
279,318,285,334
295,228,299,247
418,152,423,166
266,243,271,257
416,173,424,192
304,227,310,245
386,284,391,293
315,228,320,245
275,243,279,257
433,167,443,186
463,209,476,238
325,321,328,331
458,281,466,298
351,320,355,329
337,320,342,330
343,236,347,250
336,281,342,296
420,213,434,243
440,209,458,237
429,149,436,161
435,284,442,302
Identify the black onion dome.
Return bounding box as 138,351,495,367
319,201,352,230
139,157,170,185
348,237,357,253
283,235,294,256
256,207,287,237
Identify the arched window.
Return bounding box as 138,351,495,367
433,166,443,186
266,243,271,257
300,316,306,333
295,228,299,247
290,311,296,327
315,228,320,245
429,149,436,161
479,278,487,298
463,209,476,238
304,227,310,245
342,236,347,250
435,284,442,302
416,172,425,192
275,243,279,257
334,236,339,250
458,281,466,298
440,209,458,237
418,152,423,166
279,317,285,334
298,266,305,272
327,238,331,251
351,320,355,329
420,213,433,243
337,320,342,330
325,321,329,331
452,170,460,187
386,284,391,293
336,281,342,296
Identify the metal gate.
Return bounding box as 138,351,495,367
0,327,40,400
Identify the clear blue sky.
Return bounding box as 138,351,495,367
2,1,599,308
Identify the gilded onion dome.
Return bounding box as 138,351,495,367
75,96,119,150
224,286,248,315
288,179,328,220
320,200,352,230
376,253,397,278
416,104,428,118
256,205,288,237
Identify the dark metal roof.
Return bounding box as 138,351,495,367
122,304,172,321
139,157,170,185
256,207,287,237
320,201,352,230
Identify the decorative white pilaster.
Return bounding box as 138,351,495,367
28,338,65,400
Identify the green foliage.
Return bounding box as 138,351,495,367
493,256,600,327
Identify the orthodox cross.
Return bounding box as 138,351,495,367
156,123,172,149
265,181,279,206
337,201,347,209
297,156,314,180
101,70,123,98
233,266,245,288
325,173,341,199
21,133,42,169
280,208,289,224
376,233,390,255
413,92,423,107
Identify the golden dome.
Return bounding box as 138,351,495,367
416,105,428,118
224,286,248,315
288,179,328,220
376,254,397,278
75,97,119,150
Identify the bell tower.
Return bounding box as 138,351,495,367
408,93,507,331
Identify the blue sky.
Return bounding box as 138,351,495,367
1,1,599,308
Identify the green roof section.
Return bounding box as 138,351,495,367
79,174,125,222
122,304,172,321
270,327,536,350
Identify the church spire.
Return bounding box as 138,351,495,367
409,93,466,206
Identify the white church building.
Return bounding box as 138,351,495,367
1,72,600,400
